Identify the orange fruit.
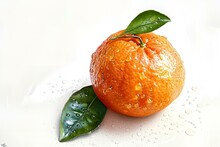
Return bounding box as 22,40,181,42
90,30,185,117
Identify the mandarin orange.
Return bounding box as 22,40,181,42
90,30,185,117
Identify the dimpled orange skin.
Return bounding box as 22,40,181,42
90,30,185,117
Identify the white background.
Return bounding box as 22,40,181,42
0,0,220,146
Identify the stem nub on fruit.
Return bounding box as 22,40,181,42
111,35,146,48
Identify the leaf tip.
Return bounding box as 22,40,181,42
59,134,68,142
58,138,64,142
166,16,171,22
59,129,69,142
58,134,65,142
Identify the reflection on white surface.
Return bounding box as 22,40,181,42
0,73,206,147
0,0,220,146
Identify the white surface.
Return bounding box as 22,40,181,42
0,0,220,147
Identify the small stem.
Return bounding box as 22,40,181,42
132,35,146,48
111,34,146,48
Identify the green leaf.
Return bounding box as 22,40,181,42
59,85,107,142
124,10,171,35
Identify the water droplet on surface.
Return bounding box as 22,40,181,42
141,94,146,98
134,103,139,108
114,141,119,145
191,86,197,91
145,39,149,44
147,99,153,104
185,109,193,115
102,89,107,95
62,80,67,84
91,115,96,119
109,55,114,61
179,114,186,119
67,125,72,129
79,93,84,98
185,129,195,136
66,119,75,125
106,66,109,70
164,132,168,135
163,113,167,117
75,113,81,117
75,123,81,128
125,103,132,109
81,107,87,111
66,113,70,117
196,109,201,113
135,83,142,91
125,56,132,62
136,132,141,136
109,86,113,90
71,103,79,109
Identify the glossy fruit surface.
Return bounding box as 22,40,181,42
90,30,185,117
